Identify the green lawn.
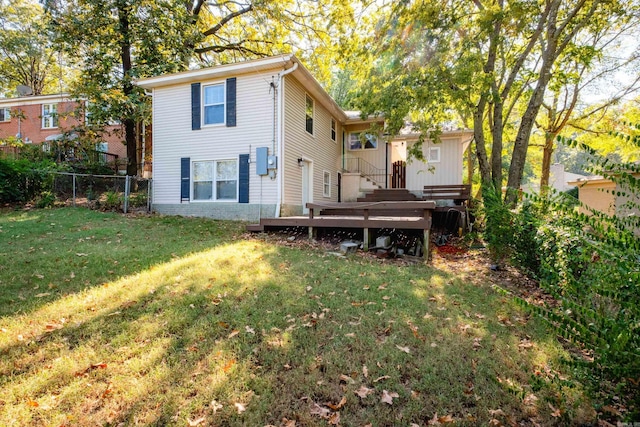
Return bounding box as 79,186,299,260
0,208,593,426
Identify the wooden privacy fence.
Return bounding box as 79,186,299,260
392,160,406,188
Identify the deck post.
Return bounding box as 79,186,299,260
363,227,369,251
423,228,430,260
308,226,314,241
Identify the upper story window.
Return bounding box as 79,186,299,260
42,103,58,129
349,132,378,150
0,108,10,122
305,94,314,135
330,118,336,142
427,146,441,163
203,83,225,125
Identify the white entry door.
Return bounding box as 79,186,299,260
301,160,313,214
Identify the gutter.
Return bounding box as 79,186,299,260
274,60,298,218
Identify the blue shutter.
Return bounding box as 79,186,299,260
238,154,249,203
191,83,201,130
226,78,236,127
181,157,190,202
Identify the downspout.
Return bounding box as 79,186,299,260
274,60,298,218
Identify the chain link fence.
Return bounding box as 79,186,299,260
50,172,151,213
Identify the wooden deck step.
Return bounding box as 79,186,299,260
246,224,264,232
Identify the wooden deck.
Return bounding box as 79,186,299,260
247,200,436,259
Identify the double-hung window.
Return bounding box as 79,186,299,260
330,118,336,142
42,103,58,129
0,108,10,122
203,83,225,125
323,171,331,197
193,159,238,201
305,94,314,135
349,132,378,150
427,146,441,163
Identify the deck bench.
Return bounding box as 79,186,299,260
423,184,471,205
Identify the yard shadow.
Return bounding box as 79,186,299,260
0,224,594,426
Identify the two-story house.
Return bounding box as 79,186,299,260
135,54,472,220
0,93,127,166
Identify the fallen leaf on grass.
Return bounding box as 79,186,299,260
187,416,206,426
488,409,505,417
245,326,255,334
473,337,482,350
228,329,239,338
282,418,296,427
234,402,246,414
76,253,88,257
396,345,411,354
34,293,51,298
222,359,236,373
548,403,562,418
339,374,356,384
309,403,330,418
26,398,39,407
328,412,340,425
354,386,374,399
518,339,534,349
362,365,368,378
326,396,346,410
373,375,390,383
380,390,399,405
428,413,456,425
210,400,223,413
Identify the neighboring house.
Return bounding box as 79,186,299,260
0,93,126,165
135,54,473,220
568,173,640,220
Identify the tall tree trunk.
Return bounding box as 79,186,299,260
490,99,504,189
117,0,137,176
540,131,557,193
474,95,492,187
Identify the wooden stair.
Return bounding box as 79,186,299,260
357,188,419,202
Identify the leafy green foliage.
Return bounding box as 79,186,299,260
102,191,122,211
480,185,514,266
511,123,640,420
0,158,57,203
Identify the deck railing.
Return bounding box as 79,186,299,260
343,157,386,187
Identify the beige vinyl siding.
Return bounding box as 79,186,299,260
282,75,341,211
344,123,386,176
405,138,464,190
152,72,277,206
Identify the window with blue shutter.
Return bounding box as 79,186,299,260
226,78,236,127
191,83,201,130
238,154,249,203
181,157,190,201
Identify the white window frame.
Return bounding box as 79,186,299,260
323,170,331,197
192,159,238,202
427,146,441,163
42,103,58,129
305,94,314,135
0,107,10,122
330,118,336,142
202,82,226,126
348,132,378,151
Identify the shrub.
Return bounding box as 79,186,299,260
0,158,57,203
128,192,147,208
481,185,513,267
34,191,56,208
102,191,122,211
509,124,640,420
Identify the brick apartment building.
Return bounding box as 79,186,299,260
0,93,127,164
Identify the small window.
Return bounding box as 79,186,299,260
427,147,441,163
96,142,108,152
349,132,378,150
0,108,10,122
323,171,331,197
203,83,225,125
193,159,238,201
42,103,58,129
330,118,336,141
305,94,314,135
